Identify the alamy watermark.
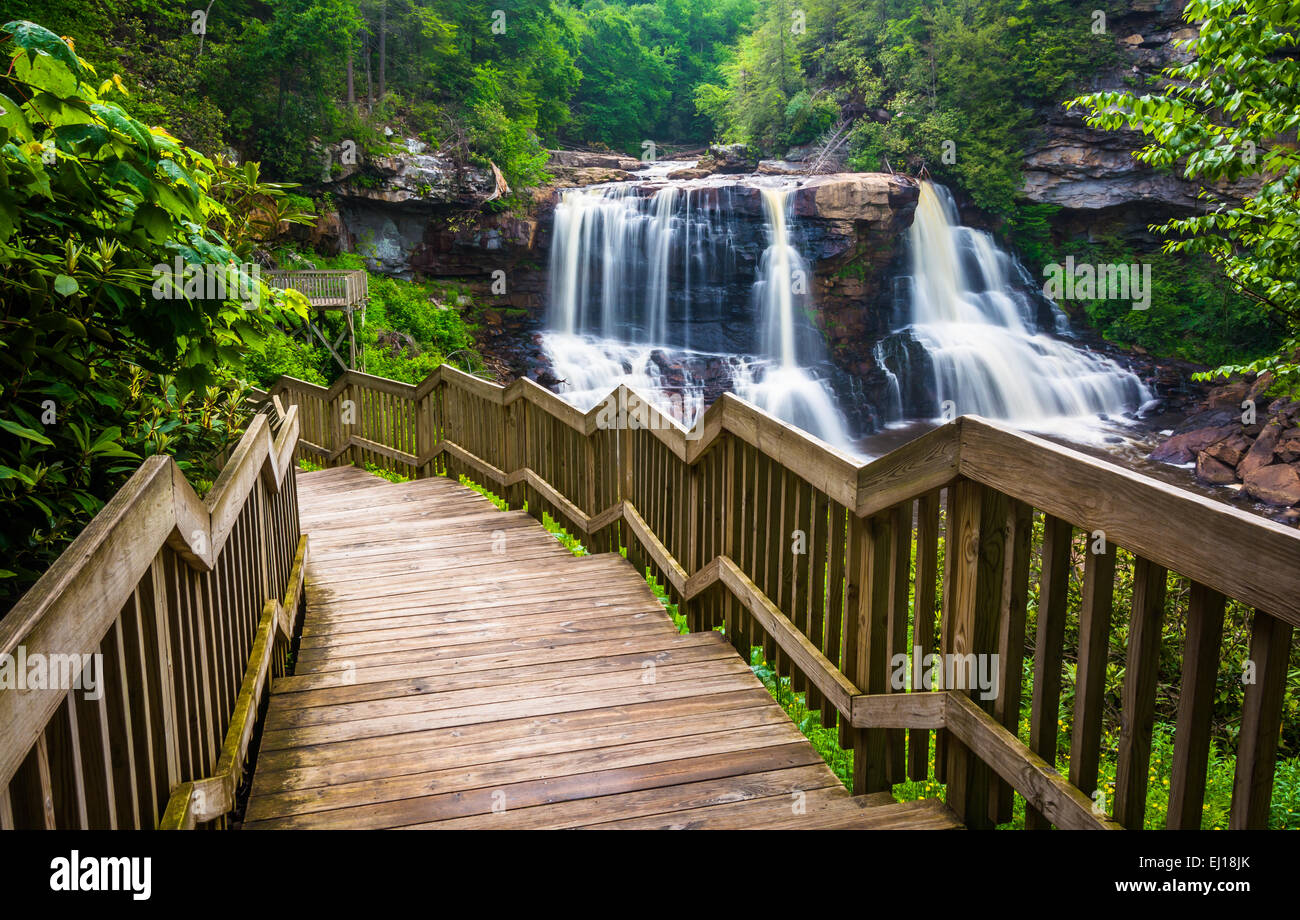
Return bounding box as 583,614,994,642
1043,255,1151,311
0,647,103,701
890,647,1000,700
151,257,261,308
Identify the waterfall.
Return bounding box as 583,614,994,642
886,182,1150,431
542,176,851,448
735,188,851,447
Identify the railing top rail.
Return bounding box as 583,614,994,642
270,364,1300,625
263,270,367,278
0,407,300,785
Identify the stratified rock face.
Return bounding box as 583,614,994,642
546,166,636,187
341,150,509,208
791,173,913,223
792,175,921,372
1019,1,1258,220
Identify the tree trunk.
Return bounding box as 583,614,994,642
365,31,373,111
346,39,355,108
378,0,387,103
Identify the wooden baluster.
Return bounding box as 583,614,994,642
45,694,88,828
1025,514,1072,830
886,500,912,785
35,735,57,828
909,491,940,781
103,617,142,828
123,586,161,825
806,488,829,716
822,502,847,728
775,468,796,678
839,512,865,754
149,557,182,823
791,478,813,697
1069,533,1116,810
75,655,118,829
739,444,757,653
851,511,892,794
939,481,1006,829
1114,557,1167,829
1231,610,1294,828
990,499,1032,823
1168,582,1226,829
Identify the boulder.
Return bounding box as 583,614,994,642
1243,463,1300,506
1205,378,1252,409
791,173,919,222
706,143,759,173
549,166,635,187
756,160,804,176
1195,452,1238,485
666,166,713,180
1148,425,1237,464
341,149,509,207
1277,429,1300,464
1204,432,1252,467
547,150,642,171
1238,418,1287,479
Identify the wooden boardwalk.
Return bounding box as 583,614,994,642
243,467,960,829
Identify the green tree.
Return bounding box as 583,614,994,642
0,21,309,605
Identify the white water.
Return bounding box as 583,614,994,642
544,175,852,447
735,189,851,446
898,183,1149,436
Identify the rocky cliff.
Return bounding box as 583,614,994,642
1019,0,1258,241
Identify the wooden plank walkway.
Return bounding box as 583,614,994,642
243,467,960,829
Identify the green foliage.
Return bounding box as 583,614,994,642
1019,235,1281,368
1069,0,1300,394
0,21,309,610
243,247,483,388
701,0,1114,212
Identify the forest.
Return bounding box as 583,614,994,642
0,0,1297,843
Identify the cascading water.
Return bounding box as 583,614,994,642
881,183,1150,434
542,170,851,448
735,188,850,446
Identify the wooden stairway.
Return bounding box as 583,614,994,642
242,466,960,830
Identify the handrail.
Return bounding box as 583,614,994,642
268,365,1300,830
0,407,305,828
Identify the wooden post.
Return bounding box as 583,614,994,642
940,479,1006,829
1230,610,1294,828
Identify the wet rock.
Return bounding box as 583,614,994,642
1238,418,1287,479
1243,463,1300,506
666,166,713,180
1203,432,1252,467
1269,507,1300,527
1148,425,1237,464
1195,452,1238,485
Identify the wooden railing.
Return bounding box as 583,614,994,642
0,405,306,829
268,366,1299,830
264,269,367,309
